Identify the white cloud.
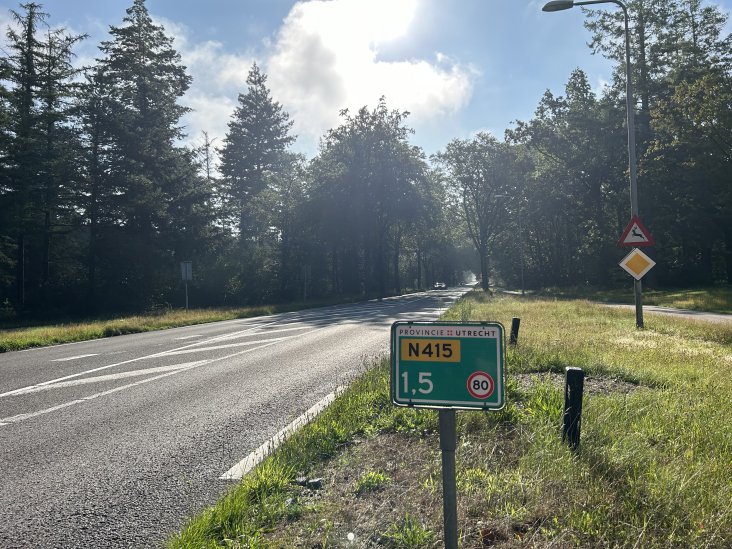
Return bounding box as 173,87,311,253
265,0,476,151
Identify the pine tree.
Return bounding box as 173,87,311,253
218,63,295,242
94,0,208,308
2,3,85,310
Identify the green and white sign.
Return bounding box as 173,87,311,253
390,321,506,411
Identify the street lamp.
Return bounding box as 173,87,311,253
495,194,524,295
542,0,644,328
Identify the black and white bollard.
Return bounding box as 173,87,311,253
561,367,584,450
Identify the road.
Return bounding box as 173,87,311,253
599,302,732,324
0,288,468,548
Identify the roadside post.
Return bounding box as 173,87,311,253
509,317,521,346
561,367,584,450
391,321,506,549
180,261,192,313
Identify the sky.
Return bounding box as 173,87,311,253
2,0,731,160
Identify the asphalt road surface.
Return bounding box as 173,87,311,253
0,288,468,548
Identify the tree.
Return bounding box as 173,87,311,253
432,133,514,292
507,70,628,286
1,2,85,310
312,98,425,299
91,0,214,309
218,64,295,243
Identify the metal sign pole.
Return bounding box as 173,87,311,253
439,410,458,549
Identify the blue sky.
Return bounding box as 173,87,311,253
2,0,731,159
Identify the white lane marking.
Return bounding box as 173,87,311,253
0,338,287,426
2,291,448,399
0,320,284,398
174,335,204,340
253,325,314,333
8,362,208,396
161,335,301,355
220,387,344,480
0,366,203,425
51,354,99,362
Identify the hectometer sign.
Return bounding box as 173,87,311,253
390,321,505,411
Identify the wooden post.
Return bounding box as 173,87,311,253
509,318,521,346
561,367,584,450
439,410,458,549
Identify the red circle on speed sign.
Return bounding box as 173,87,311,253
467,372,495,399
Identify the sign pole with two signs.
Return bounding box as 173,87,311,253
617,215,656,328
391,321,506,549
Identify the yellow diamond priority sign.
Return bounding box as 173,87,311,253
619,248,655,280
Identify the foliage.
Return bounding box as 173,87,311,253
384,513,437,548
354,470,391,494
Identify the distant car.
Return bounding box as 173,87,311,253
434,282,446,290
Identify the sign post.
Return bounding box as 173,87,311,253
391,321,506,549
617,216,655,328
180,261,192,312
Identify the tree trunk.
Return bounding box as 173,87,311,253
17,233,25,310
701,246,713,284
88,132,101,312
43,211,50,286
377,235,385,299
393,227,402,295
364,242,372,299
416,249,422,289
480,249,490,292
332,247,339,294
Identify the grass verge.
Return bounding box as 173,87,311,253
0,294,379,353
533,284,732,315
168,290,732,548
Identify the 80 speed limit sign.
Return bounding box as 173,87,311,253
466,372,495,399
391,321,505,411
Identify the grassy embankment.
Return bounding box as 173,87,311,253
0,295,378,353
168,291,732,549
535,285,732,314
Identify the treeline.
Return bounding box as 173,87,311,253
0,0,473,316
2,0,731,317
481,0,732,289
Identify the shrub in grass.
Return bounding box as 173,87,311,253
384,512,437,548
354,470,390,493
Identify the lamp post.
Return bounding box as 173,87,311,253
495,194,524,295
542,0,643,328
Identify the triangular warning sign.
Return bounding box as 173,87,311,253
617,215,656,247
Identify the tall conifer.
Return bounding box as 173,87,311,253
218,64,294,242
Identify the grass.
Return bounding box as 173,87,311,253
168,290,732,548
534,284,732,315
0,294,378,353
353,471,391,494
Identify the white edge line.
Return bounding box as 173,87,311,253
220,386,346,481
